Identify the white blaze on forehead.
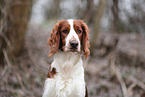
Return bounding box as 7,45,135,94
67,19,79,40
65,19,81,51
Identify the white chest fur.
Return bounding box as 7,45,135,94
43,52,86,97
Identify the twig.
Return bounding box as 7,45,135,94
0,65,8,80
108,47,128,97
108,44,118,76
124,75,145,91
3,49,25,90
109,55,116,76
3,49,12,68
115,67,128,97
0,1,14,49
0,32,13,49
128,82,136,96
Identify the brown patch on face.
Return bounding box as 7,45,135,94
73,20,83,41
59,20,70,51
73,20,90,59
47,20,70,56
47,65,57,78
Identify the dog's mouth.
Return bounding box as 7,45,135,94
69,49,79,53
65,47,80,53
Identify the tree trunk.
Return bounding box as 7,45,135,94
0,0,32,63
84,0,94,24
111,0,119,32
90,0,107,55
0,0,4,62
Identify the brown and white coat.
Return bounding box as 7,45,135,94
43,19,90,97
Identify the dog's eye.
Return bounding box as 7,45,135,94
77,30,82,34
62,30,68,34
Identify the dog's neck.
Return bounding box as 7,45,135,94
51,51,83,77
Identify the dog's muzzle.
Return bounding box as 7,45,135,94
70,41,78,49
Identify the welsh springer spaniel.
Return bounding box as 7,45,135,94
43,19,90,97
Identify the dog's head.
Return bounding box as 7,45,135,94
47,19,90,58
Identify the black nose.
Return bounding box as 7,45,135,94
70,41,78,48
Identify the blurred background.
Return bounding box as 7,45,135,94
0,0,145,97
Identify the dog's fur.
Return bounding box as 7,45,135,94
43,19,90,97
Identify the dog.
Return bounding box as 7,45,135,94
43,19,90,97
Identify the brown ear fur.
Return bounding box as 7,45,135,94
47,23,60,56
80,21,90,59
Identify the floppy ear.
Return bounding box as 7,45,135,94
80,21,90,59
47,23,60,56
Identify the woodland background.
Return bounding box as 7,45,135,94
0,0,145,97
